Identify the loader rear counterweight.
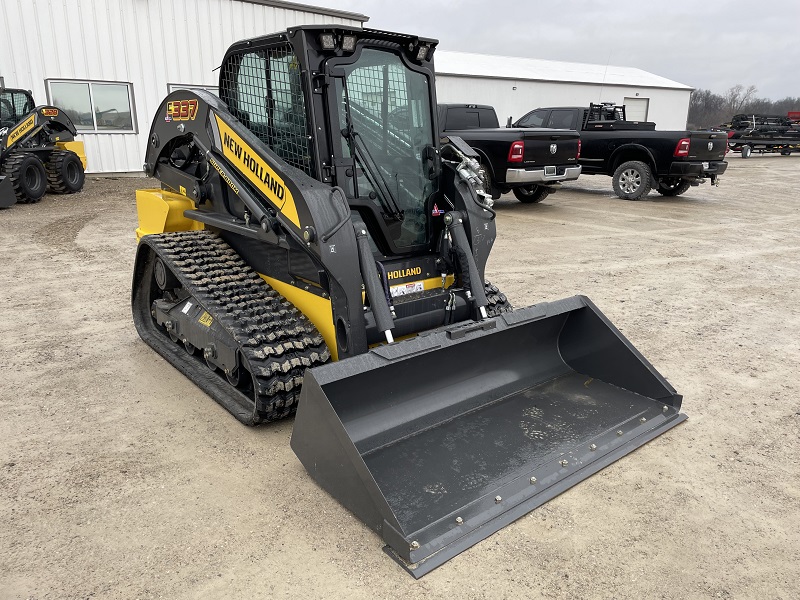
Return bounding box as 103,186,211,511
132,24,685,578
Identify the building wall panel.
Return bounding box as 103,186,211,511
435,75,691,130
0,0,362,173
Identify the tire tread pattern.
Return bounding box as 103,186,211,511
1,152,46,203
46,150,85,194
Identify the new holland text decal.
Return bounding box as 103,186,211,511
6,114,36,148
166,99,198,122
386,267,422,280
213,113,300,228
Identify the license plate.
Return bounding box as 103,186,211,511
702,162,710,169
545,166,557,176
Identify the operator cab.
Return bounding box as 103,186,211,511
218,26,442,257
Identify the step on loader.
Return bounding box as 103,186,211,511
131,26,686,577
0,87,87,208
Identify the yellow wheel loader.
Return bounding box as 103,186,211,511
132,26,685,577
0,88,87,207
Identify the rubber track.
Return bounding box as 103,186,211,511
484,281,513,316
143,231,330,423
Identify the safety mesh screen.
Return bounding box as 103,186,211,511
220,45,313,176
0,91,35,126
344,63,411,146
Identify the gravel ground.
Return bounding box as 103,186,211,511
1,155,798,599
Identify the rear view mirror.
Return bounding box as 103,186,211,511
506,116,512,128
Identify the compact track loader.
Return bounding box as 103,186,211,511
132,26,685,577
0,88,87,207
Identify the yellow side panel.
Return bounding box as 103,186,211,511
214,114,301,229
259,275,338,361
6,114,36,148
56,141,87,170
135,188,203,241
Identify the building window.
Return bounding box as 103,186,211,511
46,79,137,133
167,83,219,96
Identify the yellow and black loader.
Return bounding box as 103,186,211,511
132,26,686,577
0,87,86,208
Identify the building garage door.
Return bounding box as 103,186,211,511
623,97,649,121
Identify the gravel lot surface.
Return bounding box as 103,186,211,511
1,155,798,599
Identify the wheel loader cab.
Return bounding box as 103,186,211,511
0,89,35,129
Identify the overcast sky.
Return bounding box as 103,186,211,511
325,0,799,100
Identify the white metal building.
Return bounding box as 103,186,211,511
434,51,693,130
0,0,367,173
2,1,694,173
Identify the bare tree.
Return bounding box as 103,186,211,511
687,85,799,129
724,84,758,114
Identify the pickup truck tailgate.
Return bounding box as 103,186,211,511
521,129,580,164
687,132,728,161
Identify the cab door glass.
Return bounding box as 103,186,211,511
546,110,575,130
517,109,548,127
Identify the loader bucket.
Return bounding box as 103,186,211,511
0,176,17,208
290,295,685,578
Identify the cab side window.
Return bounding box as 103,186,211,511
517,109,549,128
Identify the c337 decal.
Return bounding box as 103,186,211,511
166,99,198,122
6,114,36,148
213,113,300,229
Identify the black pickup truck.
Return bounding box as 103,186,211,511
438,104,581,203
512,103,728,200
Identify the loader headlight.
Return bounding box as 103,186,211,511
341,35,357,52
416,44,430,61
320,33,336,50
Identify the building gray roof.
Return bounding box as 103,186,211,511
242,0,369,22
434,50,692,91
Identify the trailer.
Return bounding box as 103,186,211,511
723,113,800,158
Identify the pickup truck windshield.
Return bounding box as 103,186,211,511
335,49,436,248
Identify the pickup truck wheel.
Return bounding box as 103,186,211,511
656,178,692,197
513,185,552,203
612,161,652,200
741,145,752,159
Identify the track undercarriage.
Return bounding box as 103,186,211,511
132,230,329,424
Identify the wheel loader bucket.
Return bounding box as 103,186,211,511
291,295,685,578
0,176,17,208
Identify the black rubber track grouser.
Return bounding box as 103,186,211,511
131,25,685,577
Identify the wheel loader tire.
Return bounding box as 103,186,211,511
612,160,652,200
513,185,552,203
484,280,513,316
47,150,85,194
656,178,692,197
0,152,47,204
